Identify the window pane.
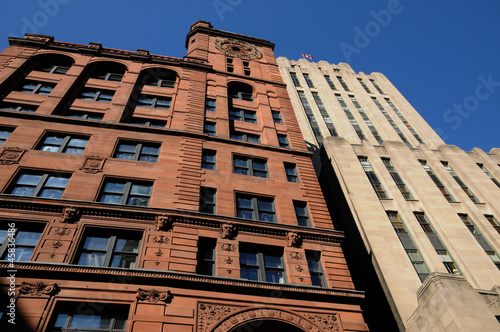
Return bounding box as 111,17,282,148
311,274,323,287
101,194,123,204
237,197,252,209
83,236,109,250
265,270,283,283
257,199,274,211
15,230,41,246
111,254,137,268
104,182,126,193
139,155,157,162
237,210,253,219
44,136,64,145
130,184,152,196
13,248,34,261
259,212,275,222
11,187,35,196
264,254,282,268
45,176,69,188
240,252,257,265
67,138,88,148
39,188,64,199
127,196,149,206
115,238,140,253
70,314,111,328
0,230,7,243
141,146,159,155
241,267,259,281
118,144,137,153
78,252,105,266
17,174,42,185
234,158,247,168
116,153,135,160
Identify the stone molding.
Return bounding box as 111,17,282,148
19,282,60,296
136,288,172,303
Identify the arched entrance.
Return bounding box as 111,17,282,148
229,319,305,332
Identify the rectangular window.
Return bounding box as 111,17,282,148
228,86,253,101
205,98,216,112
240,244,285,283
76,229,141,268
271,110,283,123
99,179,153,207
478,164,500,188
387,211,406,232
113,141,160,162
485,215,500,234
324,75,337,90
0,128,13,146
230,130,260,143
420,161,455,202
385,98,424,144
290,72,301,87
349,95,382,144
137,94,171,109
372,97,412,148
294,201,310,227
66,110,103,121
306,251,326,287
38,133,89,155
0,102,37,113
284,162,299,183
436,250,460,274
442,162,479,203
277,134,289,148
298,91,323,144
233,155,268,178
202,149,216,170
458,214,480,235
19,80,55,95
0,222,45,262
357,78,372,93
382,158,413,200
128,118,166,127
243,61,251,76
199,187,216,214
312,92,337,137
236,193,276,222
196,237,216,275
229,108,257,123
79,88,114,102
204,121,216,136
414,213,434,233
336,94,365,140
336,76,350,91
303,73,315,88
8,171,70,199
359,157,388,199
370,79,385,94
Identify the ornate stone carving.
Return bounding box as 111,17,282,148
289,252,304,260
303,313,343,332
197,303,241,332
481,293,500,309
80,156,105,174
0,147,25,165
52,241,63,249
155,215,173,231
19,282,60,296
225,257,233,264
286,232,302,248
295,265,304,272
220,243,236,252
154,249,163,257
153,235,170,244
136,289,172,303
220,223,237,240
54,227,71,236
60,206,80,223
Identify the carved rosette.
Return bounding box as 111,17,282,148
220,223,237,240
136,289,172,303
80,156,105,174
289,252,304,260
220,243,236,252
52,241,63,249
155,215,173,231
153,235,170,244
19,282,60,297
54,227,71,236
60,206,80,223
0,147,25,165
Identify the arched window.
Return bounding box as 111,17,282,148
140,68,177,88
33,54,74,74
228,82,253,101
90,62,127,82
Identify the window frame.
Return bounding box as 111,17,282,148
201,149,216,170
383,158,413,200
271,110,283,124
98,178,153,207
284,162,299,183
79,88,115,102
199,187,216,214
204,121,216,136
205,98,216,112
38,133,89,155
239,244,286,284
0,221,46,262
233,155,268,178
113,140,160,162
8,171,71,199
0,102,37,113
128,118,166,127
277,134,289,148
196,237,217,275
0,127,14,146
236,193,276,222
229,107,257,123
230,130,260,143
293,201,310,227
136,94,171,109
359,157,388,199
228,85,253,101
306,250,327,287
20,81,55,95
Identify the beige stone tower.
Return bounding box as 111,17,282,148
278,57,500,331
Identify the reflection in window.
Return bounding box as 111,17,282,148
99,179,153,207
8,171,70,199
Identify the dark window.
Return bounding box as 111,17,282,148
290,72,301,87
229,107,257,123
91,66,124,82
137,94,171,109
240,245,285,283
294,201,310,227
478,164,500,189
113,141,160,162
284,163,299,183
128,118,166,127
436,250,460,274
359,157,388,199
144,70,176,88
306,251,326,287
383,158,413,200
414,213,434,233
38,133,89,155
8,171,70,199
370,79,385,94
271,110,283,123
230,130,260,143
35,57,72,74
485,215,500,234
458,214,480,235
49,303,129,332
387,211,406,233
233,155,268,178
336,76,350,91
357,78,372,93
0,128,13,146
202,149,216,170
79,88,114,102
66,110,103,121
76,229,141,268
324,75,337,90
420,161,455,202
277,134,289,148
196,237,216,275
199,187,216,214
0,102,37,113
99,179,152,207
236,194,276,222
205,98,216,112
303,73,315,88
0,222,45,262
19,81,55,95
228,84,253,101
204,121,216,136
442,162,480,203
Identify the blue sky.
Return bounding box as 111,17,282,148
0,1,498,152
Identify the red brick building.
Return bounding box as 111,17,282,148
0,21,368,331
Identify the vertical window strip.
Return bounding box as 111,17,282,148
478,164,500,189
303,73,315,88
357,78,372,93
385,98,424,144
420,161,455,202
349,95,383,144
324,75,337,90
369,78,385,94
359,157,388,199
311,92,338,136
485,215,500,235
297,91,324,144
442,162,480,203
382,159,413,200
336,76,350,91
372,97,412,148
336,94,365,140
290,72,301,87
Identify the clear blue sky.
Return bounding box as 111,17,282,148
1,1,498,152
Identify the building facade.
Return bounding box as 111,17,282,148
278,57,500,331
0,22,369,331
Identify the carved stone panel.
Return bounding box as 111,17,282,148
0,147,25,165
136,289,172,303
80,156,105,174
19,282,60,296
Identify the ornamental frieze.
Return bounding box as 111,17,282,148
136,289,172,303
19,282,60,297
